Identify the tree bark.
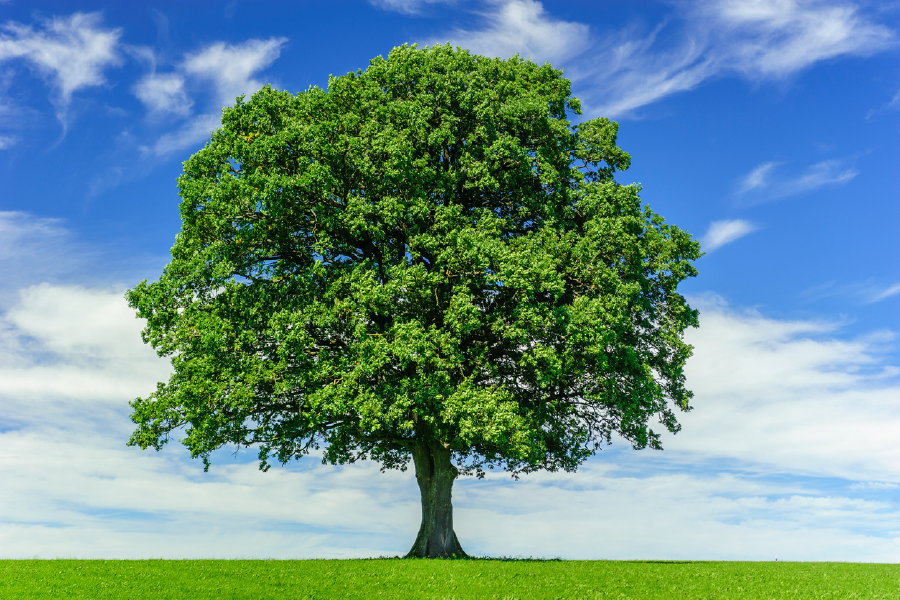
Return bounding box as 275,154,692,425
406,443,468,558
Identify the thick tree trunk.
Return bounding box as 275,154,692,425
406,443,467,558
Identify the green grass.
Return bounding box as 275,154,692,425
1,558,898,599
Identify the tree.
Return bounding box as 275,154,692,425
126,44,701,559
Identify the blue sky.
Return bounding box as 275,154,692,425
0,0,898,560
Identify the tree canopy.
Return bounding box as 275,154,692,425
127,44,701,557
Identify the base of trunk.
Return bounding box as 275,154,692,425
405,444,468,558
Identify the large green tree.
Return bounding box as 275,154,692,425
127,44,701,558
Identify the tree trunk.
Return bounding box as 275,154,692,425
406,443,467,558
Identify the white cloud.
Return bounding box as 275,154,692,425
701,219,759,251
429,0,591,66
1,284,900,559
132,72,191,117
850,481,899,491
668,296,900,483
0,285,171,430
573,27,720,117
782,158,858,195
4,420,900,560
800,278,900,305
0,12,122,126
7,284,151,363
0,283,412,557
703,0,895,77
577,0,895,116
737,161,779,193
145,112,222,157
139,37,287,157
873,283,900,302
0,64,35,148
182,38,287,108
457,466,900,561
867,89,900,120
888,91,900,109
0,434,418,558
370,0,456,15
735,157,858,203
399,0,894,117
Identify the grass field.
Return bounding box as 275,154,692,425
1,558,898,599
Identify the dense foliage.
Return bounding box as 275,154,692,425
127,44,700,481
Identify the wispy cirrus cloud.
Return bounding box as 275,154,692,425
701,219,759,251
369,0,457,15
781,158,859,194
701,0,895,78
586,0,894,116
134,37,287,156
573,25,719,117
417,1,895,117
0,210,165,309
0,68,32,149
866,89,900,120
871,283,900,303
148,113,222,158
587,0,895,116
801,279,900,305
0,12,122,132
737,161,781,193
735,157,858,203
0,212,91,308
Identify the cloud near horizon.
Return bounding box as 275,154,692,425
670,294,900,483
0,273,898,559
